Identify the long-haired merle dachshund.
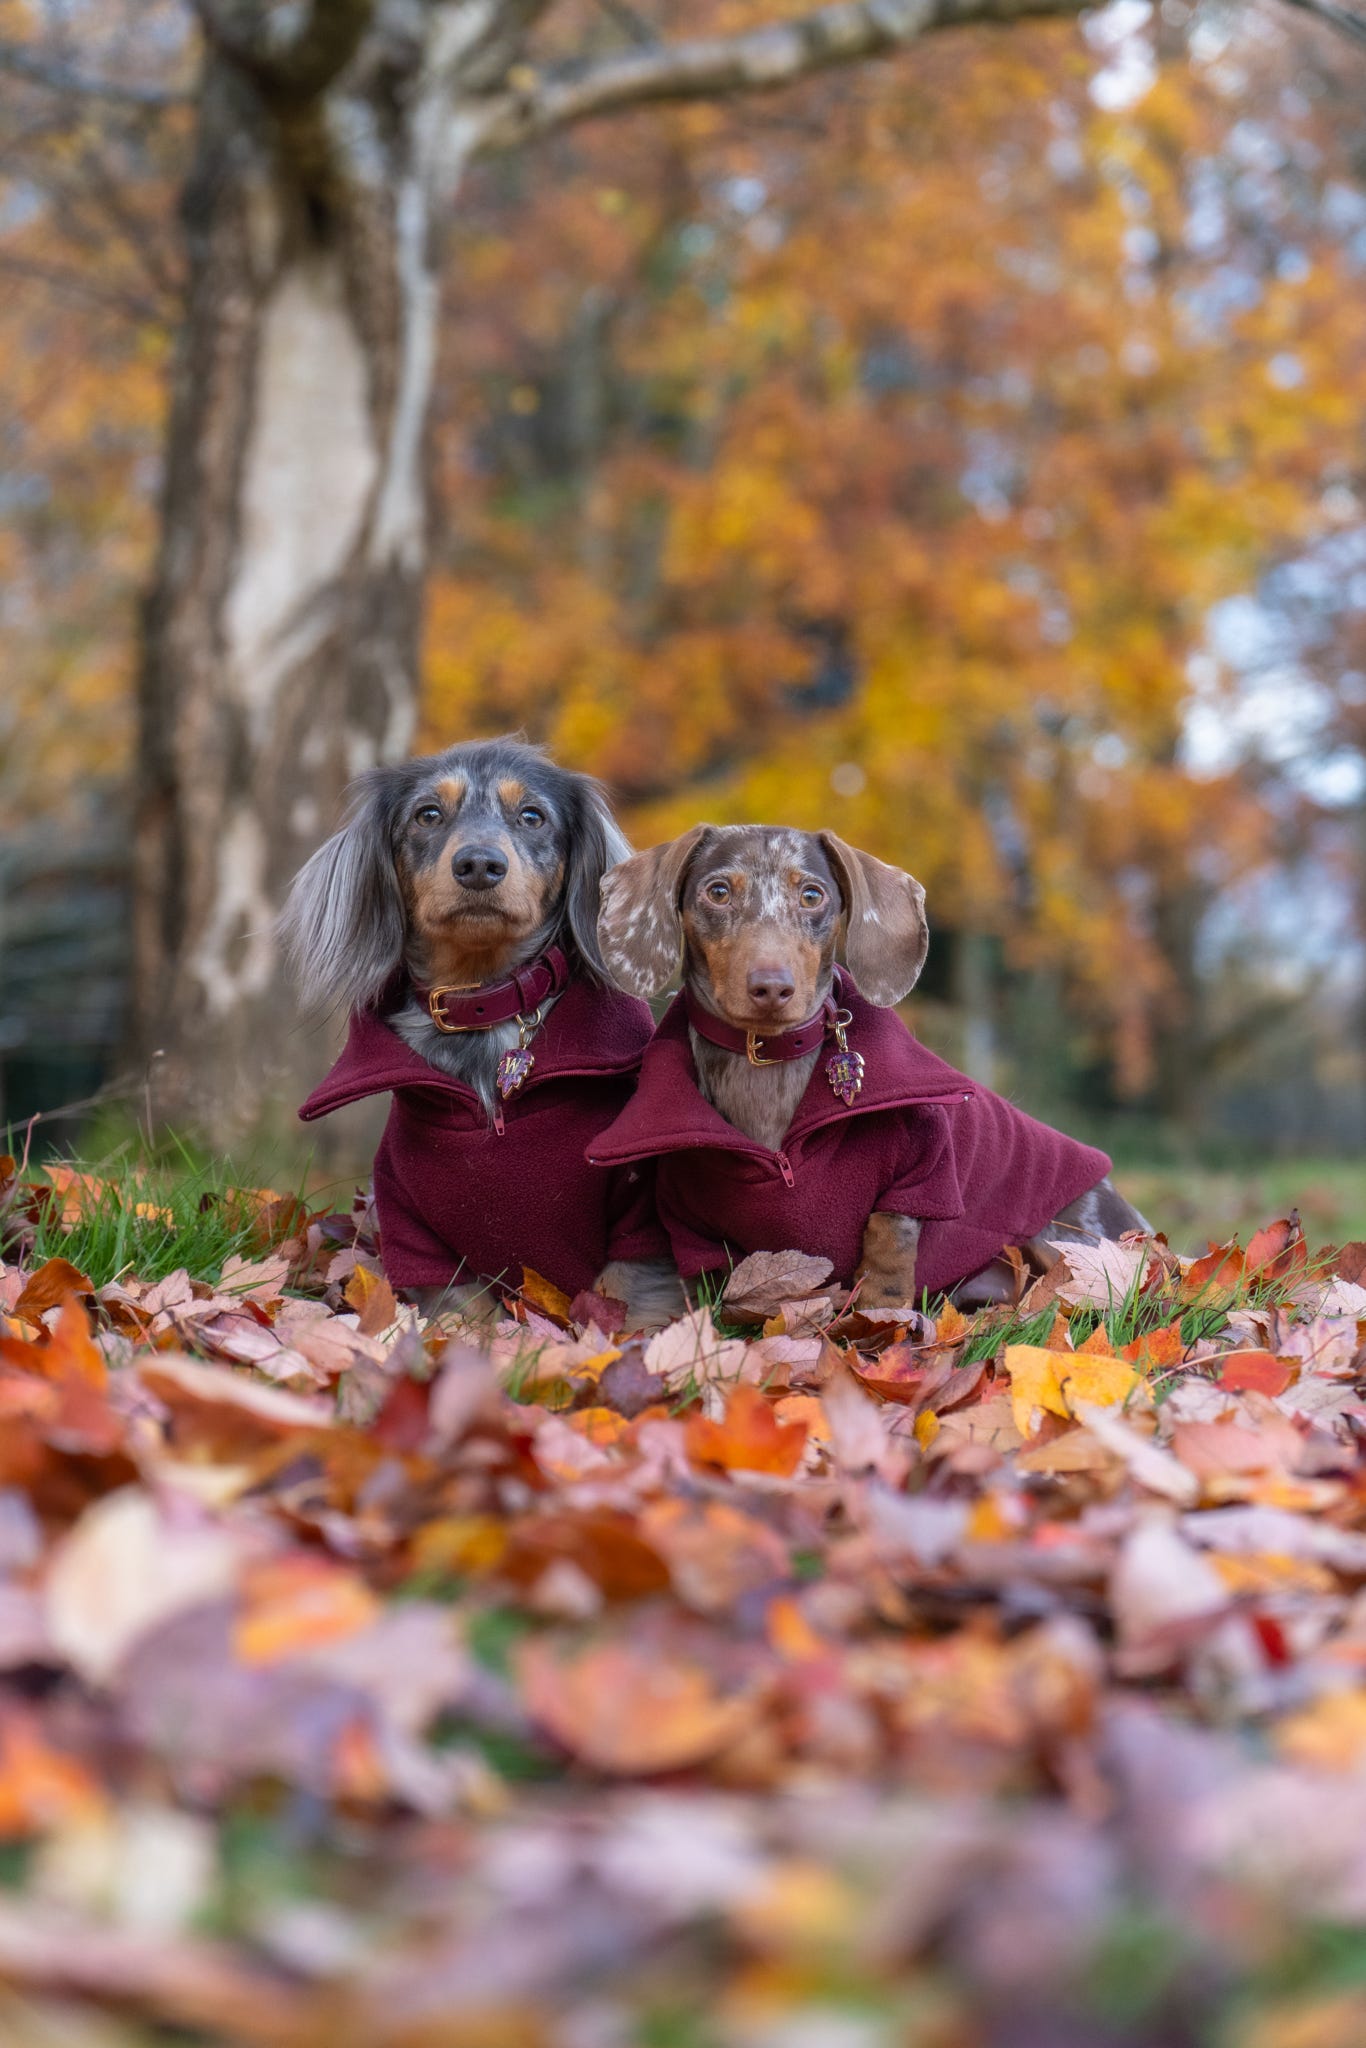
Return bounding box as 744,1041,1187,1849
588,824,1149,1311
282,738,683,1329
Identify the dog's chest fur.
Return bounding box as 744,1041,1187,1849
390,994,562,1114
689,1030,818,1153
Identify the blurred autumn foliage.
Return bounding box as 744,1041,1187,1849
0,0,1363,1145
424,22,1366,1121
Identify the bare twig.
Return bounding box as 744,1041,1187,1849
476,0,1089,150
0,39,185,109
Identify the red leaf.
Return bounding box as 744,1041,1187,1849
1218,1351,1294,1397
569,1288,628,1337
1244,1215,1308,1286
371,1374,430,1452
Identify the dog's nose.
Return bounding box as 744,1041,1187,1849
451,844,508,891
746,966,796,1012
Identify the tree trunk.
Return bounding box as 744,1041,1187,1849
132,33,455,1138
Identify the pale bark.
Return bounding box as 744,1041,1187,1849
133,7,500,1131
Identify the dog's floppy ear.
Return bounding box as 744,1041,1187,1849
818,831,928,1007
279,772,406,1016
597,825,714,999
561,774,632,986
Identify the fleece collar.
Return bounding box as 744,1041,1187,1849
299,977,649,1122
587,975,976,1167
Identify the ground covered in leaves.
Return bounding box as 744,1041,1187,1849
0,1159,1365,2047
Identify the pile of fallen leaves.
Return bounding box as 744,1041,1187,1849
0,1156,1365,2047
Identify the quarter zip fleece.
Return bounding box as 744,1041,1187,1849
299,979,667,1296
588,978,1111,1298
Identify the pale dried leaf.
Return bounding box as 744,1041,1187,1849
722,1249,834,1320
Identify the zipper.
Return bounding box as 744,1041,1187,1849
775,1150,795,1188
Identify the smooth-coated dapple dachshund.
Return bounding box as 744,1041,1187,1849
282,738,682,1329
592,824,1148,1310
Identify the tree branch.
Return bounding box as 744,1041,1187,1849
0,39,185,108
190,0,375,101
476,0,1090,149
1274,0,1366,49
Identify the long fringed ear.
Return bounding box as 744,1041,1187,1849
279,774,406,1016
818,831,928,1007
597,825,715,999
561,774,633,986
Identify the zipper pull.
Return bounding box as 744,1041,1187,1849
493,1102,506,1137
775,1150,795,1188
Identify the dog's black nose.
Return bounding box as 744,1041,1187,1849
746,967,796,1011
452,844,508,891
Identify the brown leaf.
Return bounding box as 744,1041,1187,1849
722,1248,834,1320
344,1262,399,1337
13,1258,93,1325
519,1267,575,1326
1331,1241,1366,1286
595,1346,669,1418
501,1509,670,1601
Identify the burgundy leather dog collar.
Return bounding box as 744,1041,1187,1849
684,988,839,1067
417,946,570,1034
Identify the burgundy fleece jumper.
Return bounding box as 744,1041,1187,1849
299,980,667,1296
587,975,1111,1298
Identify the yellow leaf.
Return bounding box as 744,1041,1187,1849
1278,1690,1366,1773
1063,1354,1139,1410
1003,1345,1069,1439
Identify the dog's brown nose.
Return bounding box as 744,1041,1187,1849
746,966,796,1012
452,844,508,891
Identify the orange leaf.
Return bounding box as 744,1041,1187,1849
344,1263,399,1337
0,1297,106,1389
684,1382,809,1476
1218,1351,1294,1397
1123,1322,1185,1373
1182,1240,1245,1301
1245,1215,1308,1285
519,1636,755,1774
234,1555,379,1667
934,1301,969,1344
520,1267,574,1326
13,1257,93,1324
0,1711,104,1839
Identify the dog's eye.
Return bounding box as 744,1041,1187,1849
414,804,443,826
519,805,545,828
705,881,731,905
800,884,827,909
